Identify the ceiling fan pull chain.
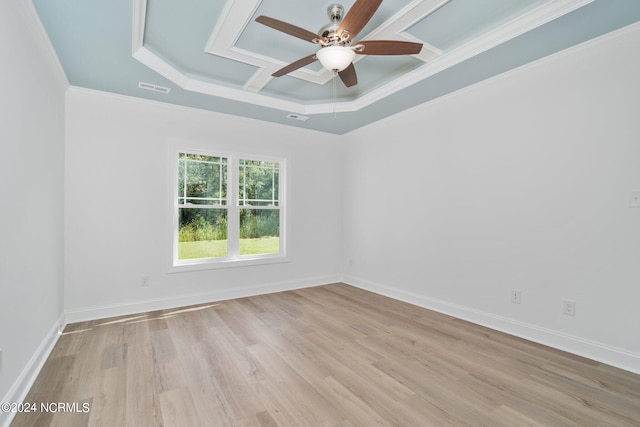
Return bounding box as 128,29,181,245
333,70,337,119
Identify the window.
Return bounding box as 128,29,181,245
173,150,285,269
238,159,280,256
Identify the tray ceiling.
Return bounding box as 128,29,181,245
32,0,640,134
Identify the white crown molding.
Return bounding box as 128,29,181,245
131,0,593,116
131,0,146,55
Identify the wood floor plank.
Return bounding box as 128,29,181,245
125,340,163,426
87,365,126,426
158,387,203,427
11,283,640,426
247,342,344,426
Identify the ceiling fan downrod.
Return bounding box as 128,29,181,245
327,3,344,22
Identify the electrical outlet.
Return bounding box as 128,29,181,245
141,276,150,287
511,290,522,304
563,300,576,316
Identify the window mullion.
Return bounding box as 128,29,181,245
227,156,240,258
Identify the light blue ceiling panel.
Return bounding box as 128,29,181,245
350,55,423,90
32,0,135,89
143,0,258,86
408,0,550,51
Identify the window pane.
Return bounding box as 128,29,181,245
178,159,185,203
239,209,279,256
178,154,227,206
178,208,228,259
239,159,279,206
180,153,225,163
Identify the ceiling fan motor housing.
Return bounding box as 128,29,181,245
319,22,340,39
319,4,344,39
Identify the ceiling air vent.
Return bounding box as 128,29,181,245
138,81,170,94
286,113,309,122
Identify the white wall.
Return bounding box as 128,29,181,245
64,89,343,320
0,0,66,412
343,25,640,373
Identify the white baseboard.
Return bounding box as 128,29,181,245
343,274,640,375
65,274,341,324
0,313,66,427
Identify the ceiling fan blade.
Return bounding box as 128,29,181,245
337,0,382,41
354,40,423,55
255,16,319,43
272,54,318,77
338,63,358,88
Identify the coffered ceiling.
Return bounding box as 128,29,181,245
32,0,640,134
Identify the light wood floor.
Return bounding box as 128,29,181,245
12,283,640,426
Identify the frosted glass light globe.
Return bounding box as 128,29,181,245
316,46,355,72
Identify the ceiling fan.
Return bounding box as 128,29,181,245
255,0,423,88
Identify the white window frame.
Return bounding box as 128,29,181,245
169,147,288,272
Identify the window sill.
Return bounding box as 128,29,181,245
168,254,290,273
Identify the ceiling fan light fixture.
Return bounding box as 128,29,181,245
316,45,355,72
